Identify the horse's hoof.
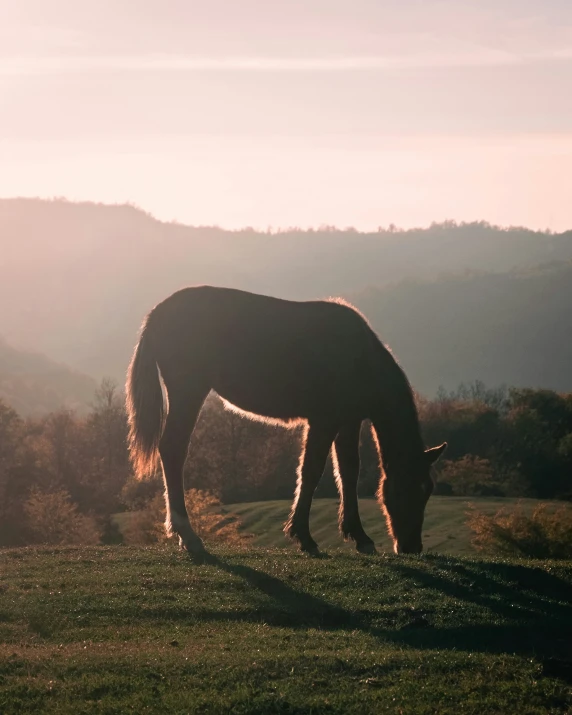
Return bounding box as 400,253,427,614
301,544,321,558
356,542,377,555
186,547,209,564
180,536,209,563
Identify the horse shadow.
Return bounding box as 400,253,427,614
378,558,572,665
192,552,572,665
198,552,354,629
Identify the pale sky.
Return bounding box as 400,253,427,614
1,0,572,230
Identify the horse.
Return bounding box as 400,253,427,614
125,285,446,558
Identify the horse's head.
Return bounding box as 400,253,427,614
381,442,447,554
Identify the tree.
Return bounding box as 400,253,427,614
0,400,28,544
85,379,131,515
24,487,101,545
183,396,301,503
437,455,502,496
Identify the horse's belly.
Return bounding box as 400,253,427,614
212,373,316,420
211,355,361,423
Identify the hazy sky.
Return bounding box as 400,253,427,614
1,0,572,230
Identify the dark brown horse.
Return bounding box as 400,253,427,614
126,286,446,558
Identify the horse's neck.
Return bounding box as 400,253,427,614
368,341,425,472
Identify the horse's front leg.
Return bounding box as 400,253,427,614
284,420,338,555
334,421,377,555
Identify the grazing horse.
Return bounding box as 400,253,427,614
126,286,446,558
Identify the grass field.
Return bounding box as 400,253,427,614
228,496,550,555
1,545,571,714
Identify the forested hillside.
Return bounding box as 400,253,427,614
0,337,96,415
1,198,572,396
352,262,572,393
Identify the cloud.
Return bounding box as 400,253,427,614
1,47,571,76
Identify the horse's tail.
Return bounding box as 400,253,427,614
125,316,165,479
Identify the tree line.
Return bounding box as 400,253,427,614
1,379,571,546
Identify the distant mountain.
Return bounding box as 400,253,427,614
0,198,571,394
0,337,96,415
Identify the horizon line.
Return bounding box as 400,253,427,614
0,195,568,236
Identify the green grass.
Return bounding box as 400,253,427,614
229,496,552,555
1,546,571,714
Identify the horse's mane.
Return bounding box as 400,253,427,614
367,326,425,469
325,296,424,455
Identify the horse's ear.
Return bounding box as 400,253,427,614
424,442,447,465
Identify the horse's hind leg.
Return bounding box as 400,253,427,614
284,421,337,555
334,421,376,554
159,383,209,558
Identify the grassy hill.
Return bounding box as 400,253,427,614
1,546,571,714
228,496,551,556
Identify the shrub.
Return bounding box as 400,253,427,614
24,487,102,545
120,492,165,545
467,502,572,559
121,488,251,547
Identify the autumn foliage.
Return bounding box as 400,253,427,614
468,502,572,559
24,487,101,545
121,488,251,547
1,378,572,550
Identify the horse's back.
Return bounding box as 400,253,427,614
147,286,378,421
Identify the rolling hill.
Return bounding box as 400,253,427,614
113,496,557,557
227,496,554,556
